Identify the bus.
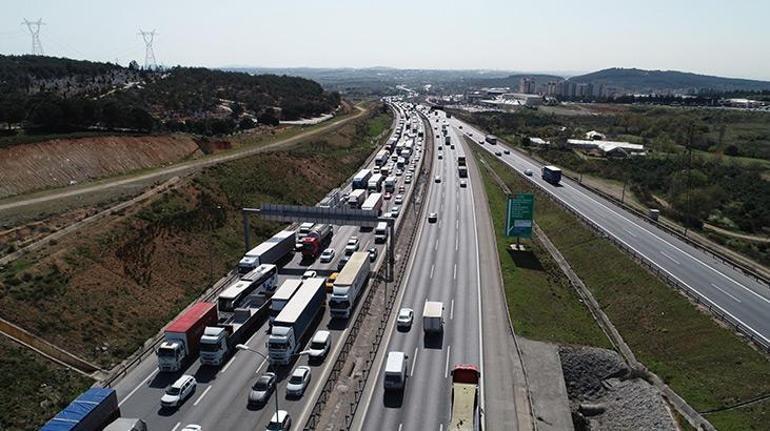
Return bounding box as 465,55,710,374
352,169,373,190
374,150,389,167
542,165,562,185
217,264,278,312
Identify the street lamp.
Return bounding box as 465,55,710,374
235,344,310,425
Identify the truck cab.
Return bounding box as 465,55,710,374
156,340,186,372
384,351,408,391
199,326,230,366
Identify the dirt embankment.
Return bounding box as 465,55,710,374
0,135,203,199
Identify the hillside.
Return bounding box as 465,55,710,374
569,68,770,93
0,55,341,138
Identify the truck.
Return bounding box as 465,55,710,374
449,364,482,431
374,221,388,244
422,301,444,333
301,224,333,260
199,267,275,366
368,173,384,192
361,193,384,216
384,176,397,192
329,251,371,319
296,222,315,250
319,188,341,208
104,418,148,431
270,279,304,324
352,168,373,190
375,149,389,166
458,166,468,178
541,165,562,185
41,388,119,431
238,229,295,274
457,155,466,166
485,134,497,145
156,302,218,372
348,189,367,209
217,264,278,312
267,277,326,365
445,135,451,145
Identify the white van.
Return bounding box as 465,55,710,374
384,351,408,391
307,330,331,362
374,222,388,244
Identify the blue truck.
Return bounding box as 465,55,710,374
542,165,562,185
41,388,119,431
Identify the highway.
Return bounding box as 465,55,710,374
453,116,770,348
355,109,525,430
113,101,424,431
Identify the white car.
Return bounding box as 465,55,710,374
504,149,510,154
161,374,196,408
307,330,331,361
524,169,533,176
302,270,317,279
266,410,292,431
428,212,438,223
320,248,335,263
397,308,414,329
390,205,401,218
286,366,311,397
434,175,441,183
438,153,443,160
394,194,404,205
346,237,360,253
405,176,412,184
459,179,467,188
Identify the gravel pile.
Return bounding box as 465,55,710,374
558,345,676,431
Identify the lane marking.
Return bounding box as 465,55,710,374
411,347,418,377
660,250,680,265
171,422,181,431
399,424,403,431
435,239,439,251
468,154,487,425
444,344,451,378
711,283,743,303
453,264,457,280
119,369,157,407
430,264,435,279
220,355,236,373
623,228,638,238
456,219,459,230
455,237,459,251
440,424,444,431
450,299,454,320
193,385,212,406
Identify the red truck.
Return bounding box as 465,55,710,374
301,224,333,260
156,302,218,372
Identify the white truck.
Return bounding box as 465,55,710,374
156,302,217,372
423,301,444,334
384,176,397,192
368,173,384,192
361,193,383,216
348,189,367,209
267,277,326,365
329,251,371,319
269,279,304,325
238,229,295,274
374,221,388,244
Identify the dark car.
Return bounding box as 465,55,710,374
248,372,276,407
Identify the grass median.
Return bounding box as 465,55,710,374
470,143,770,430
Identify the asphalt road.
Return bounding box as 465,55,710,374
113,102,424,431
453,117,770,348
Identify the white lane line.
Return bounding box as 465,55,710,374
440,424,444,431
468,159,487,425
220,355,236,373
430,264,435,279
450,299,455,320
193,385,213,406
435,239,439,251
453,264,457,280
399,424,403,431
711,283,743,303
118,369,157,407
660,250,680,265
171,422,181,431
411,347,418,376
455,237,459,251
456,219,459,230
444,344,451,378
623,228,638,238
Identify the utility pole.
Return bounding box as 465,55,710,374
21,19,45,55
138,29,158,70
684,123,694,236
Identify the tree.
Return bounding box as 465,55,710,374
724,145,739,157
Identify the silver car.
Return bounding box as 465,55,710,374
248,372,276,407
286,366,311,397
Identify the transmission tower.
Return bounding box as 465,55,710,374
138,29,158,70
22,18,45,55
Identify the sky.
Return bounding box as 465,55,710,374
2,0,770,80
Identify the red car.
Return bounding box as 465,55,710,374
384,192,392,200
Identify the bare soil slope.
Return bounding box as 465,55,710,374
0,135,203,198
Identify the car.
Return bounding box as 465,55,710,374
337,254,350,270
347,237,360,250
286,366,312,397
266,410,292,431
469,133,473,137
390,205,401,217
325,272,338,292
399,185,406,193
373,166,380,174
394,194,404,204
438,145,443,151
479,140,485,145
460,179,467,188
320,248,335,263
395,169,403,176
307,330,331,362
404,176,412,184
434,175,441,183
181,426,202,431
428,212,438,223
438,153,443,160
368,247,378,262
459,125,463,129
504,149,510,154
248,372,277,407
302,270,317,279
397,308,414,329
383,191,392,200
495,151,502,156
161,374,196,408
524,168,533,176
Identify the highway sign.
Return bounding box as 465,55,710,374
505,193,534,238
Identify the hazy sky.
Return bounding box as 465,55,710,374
3,0,769,80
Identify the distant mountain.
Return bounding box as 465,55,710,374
569,68,770,93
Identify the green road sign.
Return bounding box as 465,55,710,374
505,193,534,238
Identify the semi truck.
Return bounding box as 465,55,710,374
449,364,482,431
423,301,444,334
104,418,148,431
270,279,304,325
217,264,278,312
542,165,562,185
352,169,373,190
199,266,275,366
361,193,384,216
238,229,295,274
329,251,371,319
156,302,218,372
374,221,389,244
384,176,397,192
458,154,468,177
41,388,119,431
348,189,367,209
301,224,333,260
375,149,389,166
267,277,326,365
368,173,384,192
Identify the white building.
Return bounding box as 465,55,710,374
567,139,646,157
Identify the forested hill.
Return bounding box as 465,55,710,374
0,55,340,136
569,68,770,93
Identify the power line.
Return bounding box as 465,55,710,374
138,29,158,70
21,18,45,55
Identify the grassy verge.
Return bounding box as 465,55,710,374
472,141,610,347
0,337,92,431
469,143,770,430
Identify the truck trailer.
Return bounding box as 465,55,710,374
348,189,367,209
156,302,218,372
301,224,333,260
267,277,326,365
238,229,295,274
368,173,384,192
41,388,119,431
361,193,384,216
541,165,562,185
270,279,304,324
423,301,444,334
329,251,371,319
449,364,481,431
352,169,373,190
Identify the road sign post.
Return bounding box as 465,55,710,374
505,193,534,250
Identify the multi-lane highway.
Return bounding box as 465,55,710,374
112,101,425,431
453,116,770,349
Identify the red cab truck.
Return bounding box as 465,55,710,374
301,224,333,260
